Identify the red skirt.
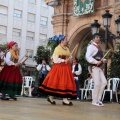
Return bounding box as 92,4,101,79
0,65,22,95
39,63,76,98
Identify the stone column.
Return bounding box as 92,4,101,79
52,0,69,36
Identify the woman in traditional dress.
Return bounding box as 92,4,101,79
39,34,76,106
0,41,22,100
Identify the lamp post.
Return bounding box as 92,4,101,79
102,10,112,78
102,10,112,50
91,10,120,78
91,20,101,35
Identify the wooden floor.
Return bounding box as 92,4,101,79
0,97,120,120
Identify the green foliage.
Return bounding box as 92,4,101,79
35,46,51,64
0,43,7,51
78,40,89,87
47,40,58,56
109,42,120,78
78,46,88,87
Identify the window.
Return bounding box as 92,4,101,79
26,31,34,41
40,17,48,26
26,49,33,58
28,13,35,22
13,28,21,37
41,0,48,8
39,34,47,45
28,0,36,4
13,9,22,18
0,5,8,15
0,26,7,34
40,34,47,40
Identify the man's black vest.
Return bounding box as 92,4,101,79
74,64,78,72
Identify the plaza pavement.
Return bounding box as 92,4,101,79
0,97,120,120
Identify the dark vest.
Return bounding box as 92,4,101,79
74,64,79,72
74,64,80,76
92,44,103,61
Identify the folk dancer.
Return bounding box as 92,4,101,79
39,34,76,106
85,33,107,106
0,41,22,100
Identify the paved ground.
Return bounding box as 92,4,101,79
0,97,120,120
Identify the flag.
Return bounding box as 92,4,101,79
74,0,94,16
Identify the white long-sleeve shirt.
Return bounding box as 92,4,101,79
36,64,51,71
86,42,106,64
52,54,65,63
51,54,72,63
85,42,99,64
72,64,82,76
4,52,15,66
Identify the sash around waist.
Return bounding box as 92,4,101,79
89,59,103,67
58,55,69,59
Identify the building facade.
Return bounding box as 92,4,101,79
45,0,120,57
0,0,54,69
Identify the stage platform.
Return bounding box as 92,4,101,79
0,97,120,120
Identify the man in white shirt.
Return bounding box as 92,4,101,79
36,59,51,86
85,33,107,106
72,58,82,100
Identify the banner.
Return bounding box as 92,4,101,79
74,0,94,16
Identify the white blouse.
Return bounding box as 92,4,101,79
51,54,72,63
4,52,15,66
52,54,65,63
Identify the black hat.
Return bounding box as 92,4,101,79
93,33,100,38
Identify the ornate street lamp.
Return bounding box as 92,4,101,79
102,10,113,28
102,10,113,50
102,10,112,78
91,20,101,35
